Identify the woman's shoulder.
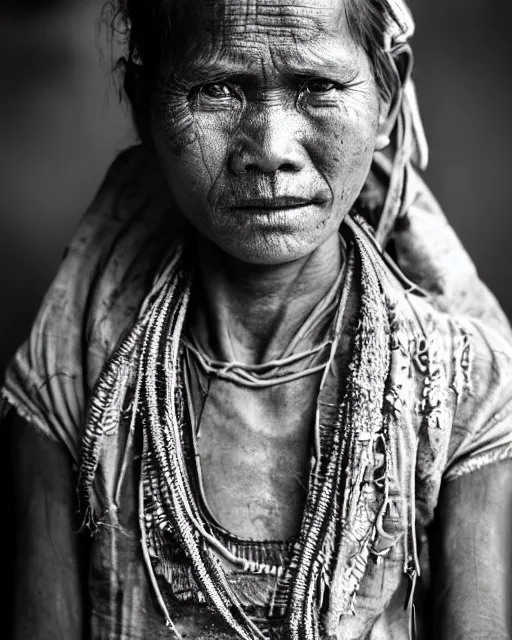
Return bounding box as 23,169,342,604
1,145,181,461
402,284,512,414
402,286,512,482
20,145,180,360
67,144,178,262
68,146,182,347
39,145,182,346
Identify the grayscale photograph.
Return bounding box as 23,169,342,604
0,0,511,638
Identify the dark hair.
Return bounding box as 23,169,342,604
106,0,400,143
343,0,399,100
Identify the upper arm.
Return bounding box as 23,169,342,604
430,325,512,640
430,459,512,640
7,410,89,640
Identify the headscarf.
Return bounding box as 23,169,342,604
373,0,429,246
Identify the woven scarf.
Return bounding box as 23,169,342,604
78,214,421,640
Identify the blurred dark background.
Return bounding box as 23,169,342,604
0,0,511,377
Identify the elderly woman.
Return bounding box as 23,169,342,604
3,0,512,639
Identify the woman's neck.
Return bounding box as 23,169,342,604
187,232,343,364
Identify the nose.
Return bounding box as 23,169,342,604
228,107,306,175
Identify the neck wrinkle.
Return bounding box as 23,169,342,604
187,232,344,365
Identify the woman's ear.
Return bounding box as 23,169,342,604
375,46,413,151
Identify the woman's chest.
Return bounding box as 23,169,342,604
193,374,320,540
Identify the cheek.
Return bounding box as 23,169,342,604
307,97,380,192
152,99,236,208
152,86,240,163
153,91,197,153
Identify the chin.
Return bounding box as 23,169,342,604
211,228,329,266
198,202,340,265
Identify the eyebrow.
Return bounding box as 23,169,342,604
174,52,361,86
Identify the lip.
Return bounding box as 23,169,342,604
226,196,326,210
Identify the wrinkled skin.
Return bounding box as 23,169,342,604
151,0,392,265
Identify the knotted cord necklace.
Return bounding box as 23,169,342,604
78,216,407,640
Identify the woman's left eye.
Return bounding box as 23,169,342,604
200,83,235,99
303,78,338,94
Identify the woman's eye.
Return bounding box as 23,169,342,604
303,78,338,94
200,83,235,99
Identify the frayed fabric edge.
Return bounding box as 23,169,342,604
0,387,81,466
0,387,56,440
444,443,512,481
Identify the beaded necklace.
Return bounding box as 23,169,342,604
79,215,416,640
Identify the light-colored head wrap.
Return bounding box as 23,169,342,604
373,0,429,245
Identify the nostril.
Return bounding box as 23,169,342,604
280,162,298,172
242,161,299,175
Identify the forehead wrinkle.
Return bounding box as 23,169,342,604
271,35,366,76
170,0,370,85
200,0,345,45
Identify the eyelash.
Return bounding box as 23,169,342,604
300,78,343,94
190,77,344,103
198,83,237,99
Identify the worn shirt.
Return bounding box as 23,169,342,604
3,146,512,640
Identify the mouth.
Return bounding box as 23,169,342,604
226,196,327,211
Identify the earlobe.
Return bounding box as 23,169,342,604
374,108,393,151
375,133,391,151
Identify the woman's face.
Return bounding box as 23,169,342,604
151,0,389,265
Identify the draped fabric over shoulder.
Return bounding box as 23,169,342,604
2,145,512,640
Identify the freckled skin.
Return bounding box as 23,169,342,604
152,0,386,265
